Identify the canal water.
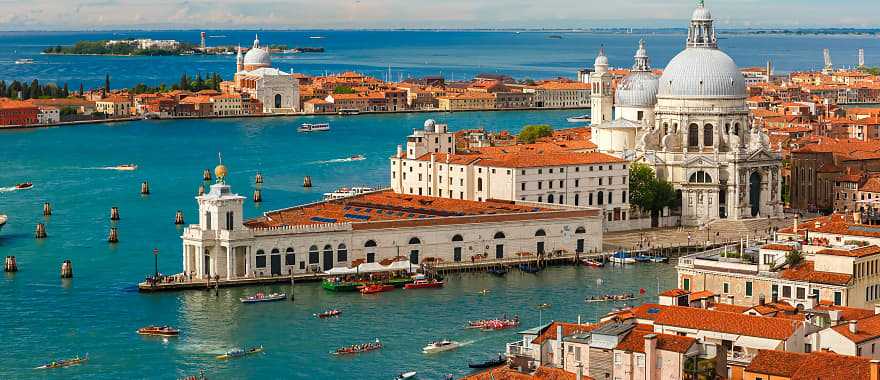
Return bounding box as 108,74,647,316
0,110,674,379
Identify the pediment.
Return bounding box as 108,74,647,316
747,148,778,162
683,154,717,167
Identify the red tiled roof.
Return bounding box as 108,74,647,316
816,245,880,258
779,213,880,240
688,290,715,302
813,304,875,321
659,289,689,297
462,366,581,380
761,243,798,252
614,330,695,354
779,261,852,286
831,314,880,343
745,349,871,379
653,306,800,340
861,177,880,193
532,322,601,345
710,303,750,314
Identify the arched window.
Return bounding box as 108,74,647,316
734,123,741,136
271,248,279,254
408,237,421,245
308,245,319,264
575,226,586,234
662,122,669,135
548,194,555,203
477,178,483,192
703,124,713,146
598,191,604,205
689,171,713,183
256,249,266,268
337,244,348,262
364,240,377,247
494,232,506,239
285,247,295,266
688,124,699,147
724,123,730,135
535,229,546,237
452,234,464,242
274,94,282,108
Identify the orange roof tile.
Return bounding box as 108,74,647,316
761,243,798,252
688,290,715,302
653,306,800,340
816,245,880,258
659,289,690,297
532,322,601,345
779,261,852,286
831,314,880,343
746,349,871,379
462,366,581,380
614,330,695,354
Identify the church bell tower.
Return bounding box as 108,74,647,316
590,47,613,125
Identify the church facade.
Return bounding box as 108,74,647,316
590,1,783,227
231,35,300,113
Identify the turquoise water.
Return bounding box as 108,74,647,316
0,111,676,379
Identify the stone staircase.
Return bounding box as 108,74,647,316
705,217,793,241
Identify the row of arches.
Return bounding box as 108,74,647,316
661,121,745,148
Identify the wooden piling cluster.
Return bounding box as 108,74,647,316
175,210,185,225
4,256,17,272
110,206,120,221
108,227,119,243
42,202,52,216
140,181,150,195
255,172,263,184
253,172,264,203
34,223,47,238
252,189,262,203
203,169,212,182
303,176,312,188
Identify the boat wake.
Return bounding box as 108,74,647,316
0,186,18,193
88,165,138,171
311,156,366,164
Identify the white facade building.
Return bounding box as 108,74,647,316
589,1,784,227
233,35,300,113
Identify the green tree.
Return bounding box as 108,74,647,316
628,162,677,216
333,85,357,94
784,250,804,268
179,73,190,90
517,124,553,144
62,83,69,97
79,82,84,96
30,79,41,99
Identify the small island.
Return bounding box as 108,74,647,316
44,39,199,56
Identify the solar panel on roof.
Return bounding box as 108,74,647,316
344,213,371,221
647,308,661,314
353,207,362,212
310,216,338,223
343,206,351,210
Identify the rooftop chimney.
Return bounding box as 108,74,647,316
875,304,880,315
555,324,564,367
644,334,658,380
849,320,858,334
396,144,402,158
829,309,841,324
870,359,879,380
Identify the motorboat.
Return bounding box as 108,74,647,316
585,293,637,303
566,114,591,123
35,354,88,369
404,275,443,289
239,292,287,303
15,58,35,64
298,123,330,132
487,267,508,276
322,186,376,201
396,371,417,380
349,154,366,161
216,346,263,360
649,256,669,263
468,354,507,369
634,254,652,263
315,309,341,318
137,325,180,337
332,339,383,356
15,182,33,190
581,258,605,268
114,164,138,171
422,340,462,354
359,283,395,294
518,264,541,274
610,251,636,264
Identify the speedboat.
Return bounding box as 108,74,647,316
359,284,395,294
404,275,443,289
137,325,180,337
216,346,263,360
422,340,462,354
566,114,591,123
315,309,341,318
634,254,652,263
649,256,669,263
349,154,366,161
15,182,33,190
239,292,287,303
298,123,330,132
35,354,88,369
332,339,382,356
114,164,138,171
610,251,636,264
468,354,507,369
396,371,417,380
582,258,604,268
15,58,35,65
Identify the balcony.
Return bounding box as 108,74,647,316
506,340,535,359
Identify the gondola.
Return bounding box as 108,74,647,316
468,354,506,369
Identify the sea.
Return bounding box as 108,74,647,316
0,29,876,379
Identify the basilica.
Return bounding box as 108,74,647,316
231,35,300,113
590,0,783,226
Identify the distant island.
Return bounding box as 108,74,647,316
44,39,324,56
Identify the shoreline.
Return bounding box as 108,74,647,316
0,106,591,130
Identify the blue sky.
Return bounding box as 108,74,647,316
0,0,878,30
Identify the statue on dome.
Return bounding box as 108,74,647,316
637,126,662,151
661,125,681,152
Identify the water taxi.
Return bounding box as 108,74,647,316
113,164,138,171
566,114,591,123
15,182,33,190
216,346,263,360
359,283,395,294
15,58,35,65
34,354,88,369
322,186,375,201
610,251,636,264
240,292,287,303
315,309,341,318
332,339,382,356
298,123,330,132
404,277,443,289
137,325,180,337
422,340,462,354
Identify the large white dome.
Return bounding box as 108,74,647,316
658,48,746,99
243,47,270,68
615,71,658,108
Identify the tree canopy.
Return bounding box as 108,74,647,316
628,162,677,213
333,86,357,94
517,124,553,144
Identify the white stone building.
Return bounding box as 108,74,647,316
233,35,300,113
180,164,603,280
589,1,784,226
389,120,632,227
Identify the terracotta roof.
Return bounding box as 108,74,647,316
779,261,852,286
831,314,880,343
761,243,798,252
745,349,872,379
418,151,624,169
653,306,800,340
462,366,581,380
813,304,876,321
0,99,38,109
532,322,601,345
861,177,880,193
659,289,690,297
614,330,695,354
816,245,880,258
710,303,750,314
779,213,880,240
688,290,715,302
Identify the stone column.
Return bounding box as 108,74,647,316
245,246,252,277
226,245,234,280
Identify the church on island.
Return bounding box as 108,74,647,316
224,35,300,114
589,0,783,226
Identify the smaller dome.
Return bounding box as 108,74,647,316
215,164,228,180
424,119,436,132
615,71,659,108
243,48,270,68
595,49,609,68
692,6,712,21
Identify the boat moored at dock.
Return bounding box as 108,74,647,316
468,354,507,369
239,292,287,303
359,283,395,294
403,274,443,289
610,251,636,264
